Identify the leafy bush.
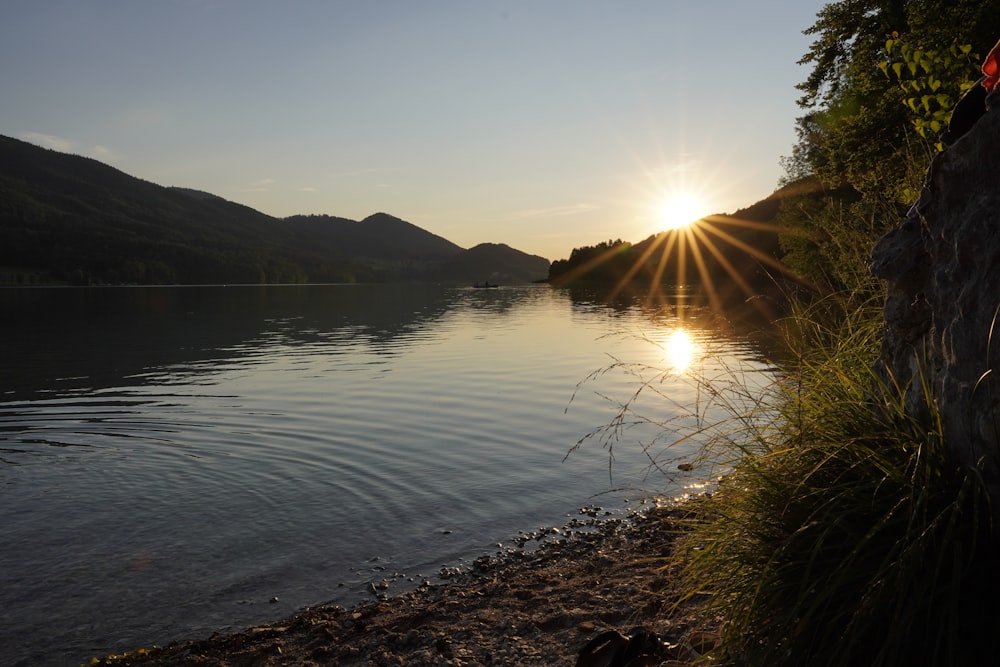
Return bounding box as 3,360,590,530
879,34,980,152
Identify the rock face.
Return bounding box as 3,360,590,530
871,97,1000,503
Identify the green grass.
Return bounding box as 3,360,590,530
666,292,1000,666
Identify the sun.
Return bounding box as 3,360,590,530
657,193,705,232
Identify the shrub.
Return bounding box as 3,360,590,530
673,293,998,666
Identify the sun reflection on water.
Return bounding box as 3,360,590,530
663,328,697,372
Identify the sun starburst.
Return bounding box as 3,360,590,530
592,213,812,324
658,193,705,231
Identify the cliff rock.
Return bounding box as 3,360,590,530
871,94,1000,502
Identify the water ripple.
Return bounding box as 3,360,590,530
0,284,772,666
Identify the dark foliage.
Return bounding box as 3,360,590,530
783,0,1000,289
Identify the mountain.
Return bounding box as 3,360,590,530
284,212,463,261
0,135,549,285
438,242,555,285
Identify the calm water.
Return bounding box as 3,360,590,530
0,284,773,666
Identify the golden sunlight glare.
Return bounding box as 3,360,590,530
664,328,696,372
596,161,805,319
657,193,705,232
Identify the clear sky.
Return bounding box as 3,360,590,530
2,1,830,261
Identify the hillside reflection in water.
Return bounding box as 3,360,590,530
0,283,774,666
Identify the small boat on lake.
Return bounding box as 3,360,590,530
472,281,499,288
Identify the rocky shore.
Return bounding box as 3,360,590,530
92,504,717,666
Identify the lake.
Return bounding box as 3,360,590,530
0,283,774,666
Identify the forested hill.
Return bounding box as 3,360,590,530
547,183,799,296
0,135,550,285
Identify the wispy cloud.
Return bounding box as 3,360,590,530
91,144,124,161
243,178,275,192
296,186,319,193
640,158,704,181
329,166,404,178
20,132,77,153
19,132,124,162
507,203,599,219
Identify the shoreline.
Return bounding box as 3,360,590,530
91,504,715,666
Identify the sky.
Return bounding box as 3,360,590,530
2,1,831,262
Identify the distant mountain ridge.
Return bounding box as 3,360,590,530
0,135,550,285
283,212,464,261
